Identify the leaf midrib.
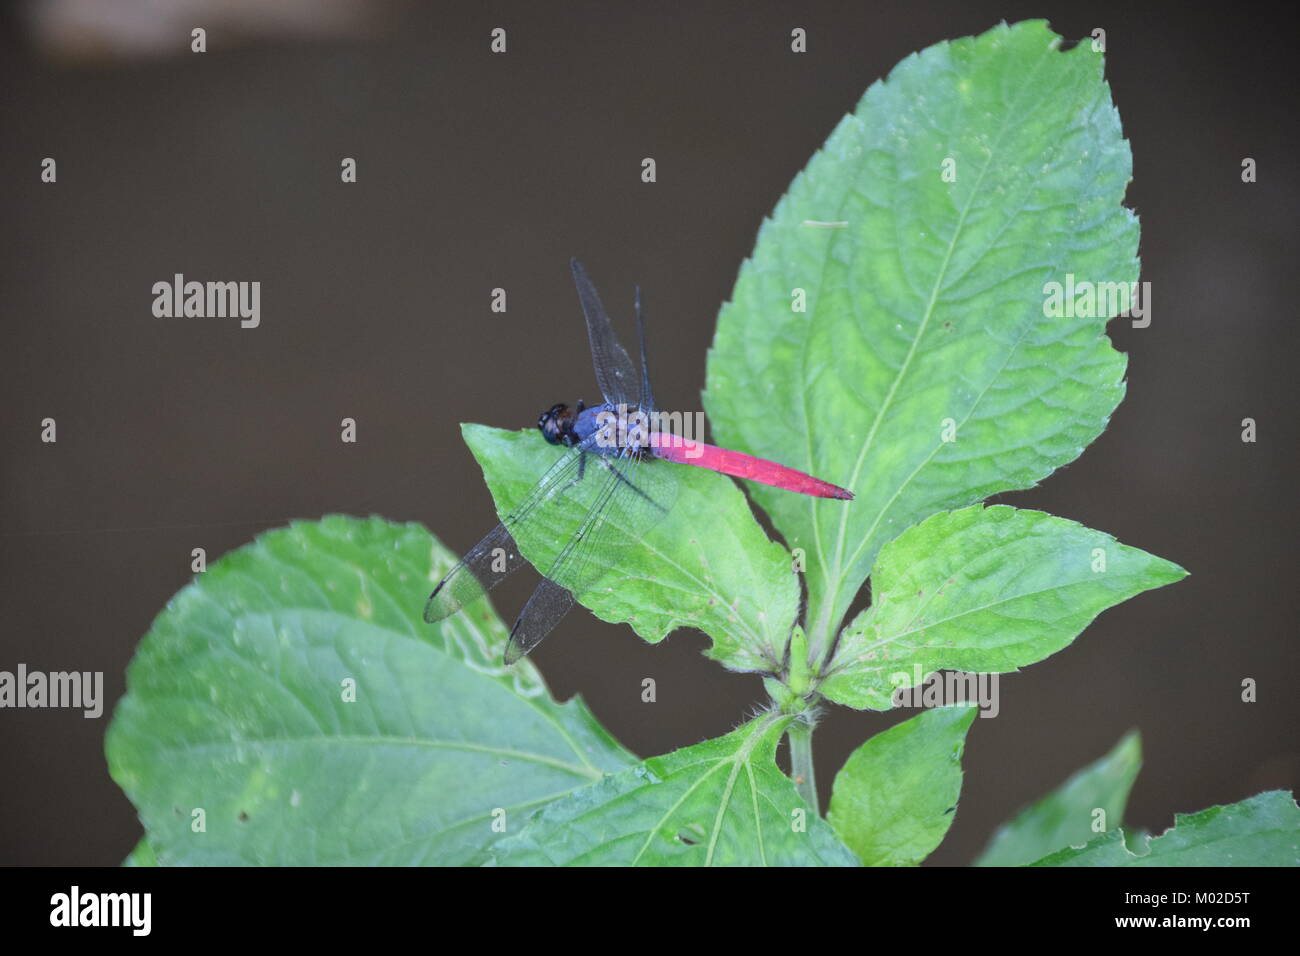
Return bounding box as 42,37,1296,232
810,48,1058,651
147,733,604,779
186,583,617,776
630,713,787,866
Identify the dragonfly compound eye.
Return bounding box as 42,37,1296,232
538,403,569,445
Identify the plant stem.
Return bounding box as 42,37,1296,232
787,719,819,811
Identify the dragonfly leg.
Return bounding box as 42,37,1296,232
599,455,667,513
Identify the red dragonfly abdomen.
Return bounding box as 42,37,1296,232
653,434,853,500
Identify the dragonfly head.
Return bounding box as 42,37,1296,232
538,403,578,447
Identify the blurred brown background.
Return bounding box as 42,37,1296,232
1,1,1295,866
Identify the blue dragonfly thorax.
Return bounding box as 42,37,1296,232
538,401,653,456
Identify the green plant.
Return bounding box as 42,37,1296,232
108,21,1299,866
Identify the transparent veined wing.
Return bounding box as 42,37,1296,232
505,446,680,662
423,434,596,624
571,258,639,408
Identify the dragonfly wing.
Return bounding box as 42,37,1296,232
503,450,624,661
503,447,679,662
423,522,526,623
423,440,591,623
571,258,639,407
634,284,655,414
504,577,576,664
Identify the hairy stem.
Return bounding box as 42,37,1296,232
787,719,819,811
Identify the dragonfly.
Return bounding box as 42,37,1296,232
424,259,853,664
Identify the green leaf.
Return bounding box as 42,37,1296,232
463,424,800,673
975,730,1141,866
827,704,977,865
106,516,634,866
1124,828,1151,853
123,838,157,867
490,714,859,866
820,506,1186,710
1030,791,1300,866
704,20,1139,660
